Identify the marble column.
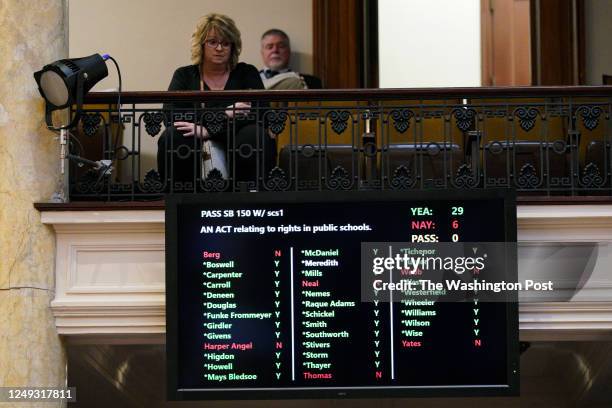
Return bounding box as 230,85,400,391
0,1,68,406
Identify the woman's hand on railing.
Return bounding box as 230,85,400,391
174,121,210,139
225,101,251,119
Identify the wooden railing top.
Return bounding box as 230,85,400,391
34,196,612,212
85,86,612,104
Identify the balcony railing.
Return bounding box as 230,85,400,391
62,87,612,201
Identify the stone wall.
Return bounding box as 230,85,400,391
0,1,67,405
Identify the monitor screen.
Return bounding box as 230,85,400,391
166,190,518,400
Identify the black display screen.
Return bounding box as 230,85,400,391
166,190,518,400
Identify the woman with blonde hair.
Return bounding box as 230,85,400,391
157,13,274,187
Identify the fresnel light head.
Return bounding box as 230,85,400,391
34,53,109,129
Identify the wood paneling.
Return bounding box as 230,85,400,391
482,0,533,86
533,0,585,85
313,0,364,88
481,0,493,85
311,0,587,88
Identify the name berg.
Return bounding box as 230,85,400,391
203,251,221,260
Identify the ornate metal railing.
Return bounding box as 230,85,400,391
64,87,612,200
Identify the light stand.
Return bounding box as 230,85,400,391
34,54,118,202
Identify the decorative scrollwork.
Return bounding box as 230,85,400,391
551,140,567,155
425,142,441,156
516,163,539,189
487,177,509,187
141,169,164,193
143,112,164,136
298,112,319,121
360,180,382,190
203,111,227,135
297,179,320,190
488,141,505,155
581,163,604,188
422,110,444,119
173,181,195,192
265,110,288,135
327,166,351,190
550,176,571,187
548,107,570,118
265,167,290,191
118,115,132,124
577,106,603,131
453,109,476,132
363,142,377,158
107,183,132,195
515,107,539,132
389,165,413,190
390,109,413,134
170,112,195,122
454,164,478,188
113,145,132,161
300,144,317,158
361,110,380,121
483,108,507,118
74,169,105,194
81,113,101,137
202,169,228,192
110,183,132,193
329,111,350,135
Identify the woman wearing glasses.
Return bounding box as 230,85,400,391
157,13,275,188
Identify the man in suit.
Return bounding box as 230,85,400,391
260,29,323,89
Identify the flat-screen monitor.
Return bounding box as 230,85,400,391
166,190,518,400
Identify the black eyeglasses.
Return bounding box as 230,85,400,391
204,39,232,50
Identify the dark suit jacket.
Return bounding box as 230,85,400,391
260,68,323,89
302,74,323,89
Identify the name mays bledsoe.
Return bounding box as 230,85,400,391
371,253,554,293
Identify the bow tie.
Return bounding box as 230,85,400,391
263,69,279,79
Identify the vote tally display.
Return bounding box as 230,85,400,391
165,191,518,400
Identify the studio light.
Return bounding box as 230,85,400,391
33,53,120,191
34,53,109,128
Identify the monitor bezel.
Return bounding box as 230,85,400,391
166,189,518,401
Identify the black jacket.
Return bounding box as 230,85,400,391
163,63,267,139
302,74,323,89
